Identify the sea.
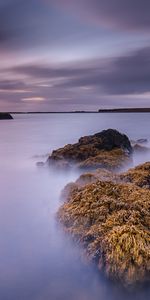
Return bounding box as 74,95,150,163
0,113,150,300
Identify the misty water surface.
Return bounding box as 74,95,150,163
0,113,150,300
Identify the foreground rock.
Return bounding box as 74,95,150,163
121,162,150,189
0,113,13,120
57,164,150,289
61,169,121,202
48,129,132,171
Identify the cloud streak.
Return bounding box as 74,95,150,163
0,0,150,111
54,0,150,31
11,47,150,96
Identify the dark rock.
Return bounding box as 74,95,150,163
36,161,45,167
78,129,132,153
131,139,148,147
47,129,132,171
137,138,148,144
133,144,150,153
0,113,13,120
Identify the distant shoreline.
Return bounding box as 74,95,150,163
2,108,150,114
0,113,13,120
10,108,150,114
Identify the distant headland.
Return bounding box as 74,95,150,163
98,108,150,113
7,108,150,114
0,113,13,120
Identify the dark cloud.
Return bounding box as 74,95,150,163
0,0,95,51
0,79,27,91
54,0,150,31
0,0,149,52
0,0,72,49
12,64,92,79
11,47,150,95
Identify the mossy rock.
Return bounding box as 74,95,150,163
121,162,150,189
61,169,120,202
47,129,132,171
77,148,132,171
57,180,150,289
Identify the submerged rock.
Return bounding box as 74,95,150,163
48,129,132,171
36,161,45,167
133,144,150,154
131,138,148,146
136,138,148,144
57,164,150,289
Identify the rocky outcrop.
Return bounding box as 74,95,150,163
57,163,150,289
61,169,120,202
0,113,13,120
48,129,132,171
48,129,150,289
121,162,150,189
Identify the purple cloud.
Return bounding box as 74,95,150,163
11,47,150,95
53,0,150,31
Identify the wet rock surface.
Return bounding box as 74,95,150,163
48,129,132,171
57,163,150,289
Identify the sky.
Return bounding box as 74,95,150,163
0,0,150,112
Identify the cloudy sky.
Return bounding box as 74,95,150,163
0,0,150,112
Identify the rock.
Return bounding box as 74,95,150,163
133,144,150,154
77,148,132,171
47,129,132,171
36,161,45,167
130,139,148,146
76,169,120,186
33,153,49,159
0,113,13,120
57,179,150,289
137,138,148,144
121,162,150,189
61,169,120,202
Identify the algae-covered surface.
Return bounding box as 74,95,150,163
121,162,150,188
57,170,150,289
52,130,150,290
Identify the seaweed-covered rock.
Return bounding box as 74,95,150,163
48,129,132,171
57,180,150,289
121,162,150,189
61,169,120,202
78,148,131,171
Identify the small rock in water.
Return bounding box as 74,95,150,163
36,161,45,167
136,138,148,144
133,144,150,153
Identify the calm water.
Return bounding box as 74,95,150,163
0,113,150,300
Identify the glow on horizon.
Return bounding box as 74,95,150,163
22,97,45,102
